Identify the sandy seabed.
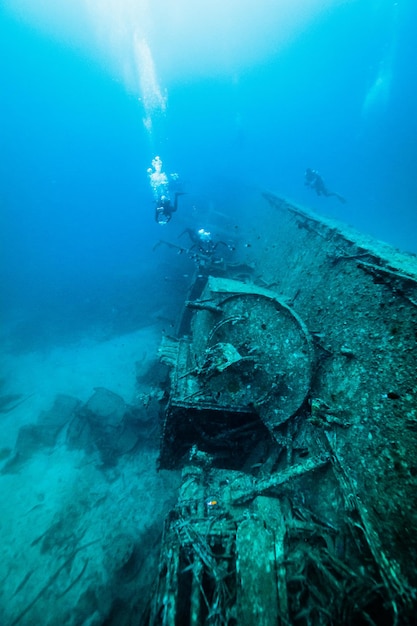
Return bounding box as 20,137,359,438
0,326,180,626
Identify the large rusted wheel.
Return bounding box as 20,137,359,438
192,291,313,432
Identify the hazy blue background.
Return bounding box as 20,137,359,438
1,0,416,350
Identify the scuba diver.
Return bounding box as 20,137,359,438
153,226,236,272
304,168,346,204
148,156,185,225
180,227,215,255
179,227,234,257
155,193,185,225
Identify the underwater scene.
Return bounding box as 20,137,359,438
1,1,417,624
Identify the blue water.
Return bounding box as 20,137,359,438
1,1,417,348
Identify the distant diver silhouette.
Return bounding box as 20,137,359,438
304,168,346,204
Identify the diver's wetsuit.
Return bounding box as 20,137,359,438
305,168,346,204
155,192,185,224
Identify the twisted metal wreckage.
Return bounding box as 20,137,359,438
141,193,417,626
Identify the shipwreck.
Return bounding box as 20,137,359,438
141,192,417,626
